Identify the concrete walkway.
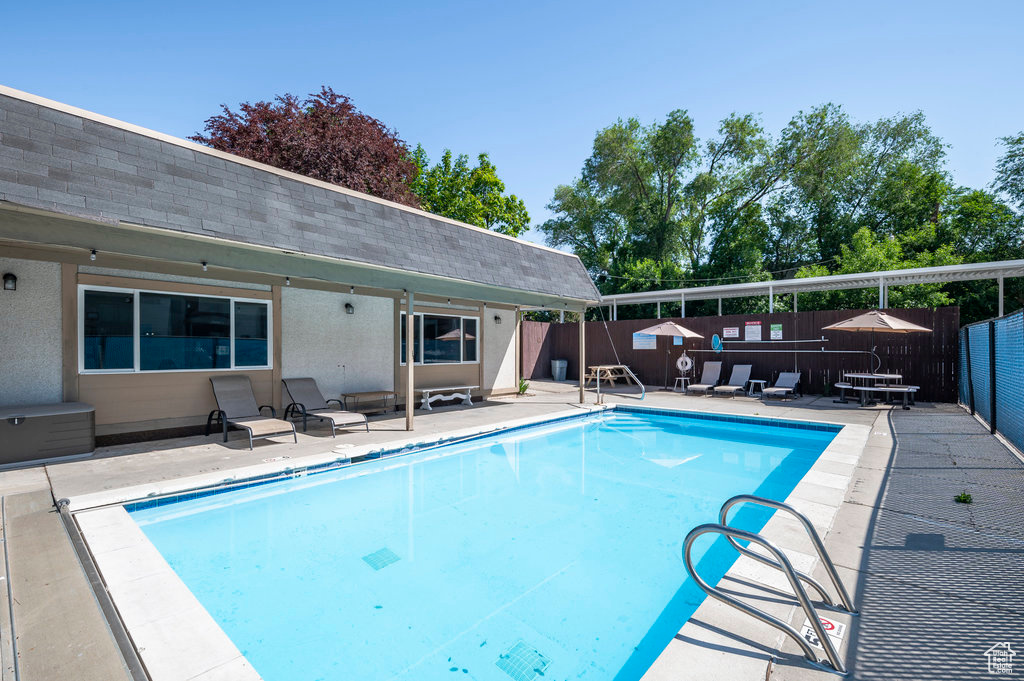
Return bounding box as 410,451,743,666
771,405,1024,680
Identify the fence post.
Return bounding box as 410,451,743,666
964,327,975,415
989,320,997,435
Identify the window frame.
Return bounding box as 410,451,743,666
400,311,480,366
78,284,273,374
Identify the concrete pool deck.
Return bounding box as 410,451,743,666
0,381,1017,680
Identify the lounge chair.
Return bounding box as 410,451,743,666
206,375,297,449
761,372,802,401
686,361,723,396
282,378,368,436
713,364,752,397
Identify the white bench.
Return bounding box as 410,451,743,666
416,386,479,411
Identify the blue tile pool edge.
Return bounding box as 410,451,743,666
117,405,843,514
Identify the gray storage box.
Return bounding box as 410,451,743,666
0,402,95,466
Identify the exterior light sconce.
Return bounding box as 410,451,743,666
2,273,16,291
90,249,97,261
349,286,354,294
494,314,502,325
201,261,208,272
285,277,291,286
345,302,355,315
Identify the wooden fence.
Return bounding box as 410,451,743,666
522,307,961,402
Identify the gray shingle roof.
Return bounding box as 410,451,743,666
0,89,599,302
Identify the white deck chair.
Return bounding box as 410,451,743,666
761,372,802,401
713,365,752,397
686,361,723,396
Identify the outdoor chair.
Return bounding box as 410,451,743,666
206,375,297,450
282,378,368,436
761,372,802,401
686,361,723,396
712,364,753,397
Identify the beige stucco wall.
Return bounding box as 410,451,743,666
281,288,394,397
0,257,63,405
484,307,516,391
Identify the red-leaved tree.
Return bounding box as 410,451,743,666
191,87,419,207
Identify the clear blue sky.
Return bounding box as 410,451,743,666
3,0,1021,246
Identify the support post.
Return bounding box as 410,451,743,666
878,277,884,309
656,301,661,319
680,293,686,318
793,291,798,313
998,277,1004,317
578,314,586,404
989,320,997,435
769,285,774,313
560,309,565,324
964,326,975,415
612,300,617,321
405,292,415,431
718,297,722,316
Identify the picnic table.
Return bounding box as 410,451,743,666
834,373,918,409
585,365,641,388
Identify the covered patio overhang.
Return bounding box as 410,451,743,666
0,201,598,431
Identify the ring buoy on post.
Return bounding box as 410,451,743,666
676,352,694,376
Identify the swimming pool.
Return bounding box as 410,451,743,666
128,407,839,681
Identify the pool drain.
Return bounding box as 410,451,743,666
496,640,550,681
362,547,401,570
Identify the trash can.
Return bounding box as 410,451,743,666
551,359,568,381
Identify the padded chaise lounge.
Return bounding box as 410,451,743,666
761,372,802,401
282,378,368,436
686,361,723,395
206,375,297,449
712,364,752,397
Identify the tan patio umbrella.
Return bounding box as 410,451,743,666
822,310,931,372
635,321,703,389
435,328,476,341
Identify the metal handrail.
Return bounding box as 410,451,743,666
719,495,857,614
594,366,645,404
683,524,847,674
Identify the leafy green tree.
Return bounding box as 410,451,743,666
995,132,1024,210
409,146,529,236
795,227,959,310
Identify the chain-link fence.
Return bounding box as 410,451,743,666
959,309,1024,453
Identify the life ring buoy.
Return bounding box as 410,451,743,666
676,352,694,376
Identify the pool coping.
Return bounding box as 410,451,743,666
73,403,868,681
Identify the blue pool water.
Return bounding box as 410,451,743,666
129,408,837,681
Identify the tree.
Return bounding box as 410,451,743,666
409,147,529,236
995,132,1024,210
191,87,419,206
795,227,959,310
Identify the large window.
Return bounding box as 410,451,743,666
80,285,271,373
400,312,478,365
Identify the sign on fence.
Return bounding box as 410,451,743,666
744,321,762,341
632,333,657,350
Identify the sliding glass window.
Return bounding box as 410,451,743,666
80,285,271,373
400,312,479,365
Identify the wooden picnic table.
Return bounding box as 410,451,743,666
585,365,641,387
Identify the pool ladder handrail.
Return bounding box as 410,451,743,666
719,495,857,615
683,494,857,675
594,365,645,404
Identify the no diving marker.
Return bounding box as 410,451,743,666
801,616,847,651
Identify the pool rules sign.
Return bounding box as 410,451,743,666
744,321,762,341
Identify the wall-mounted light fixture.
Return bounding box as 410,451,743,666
201,261,208,272
345,302,355,314
349,286,354,294
494,314,502,325
90,249,97,261
285,277,291,286
2,273,16,291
